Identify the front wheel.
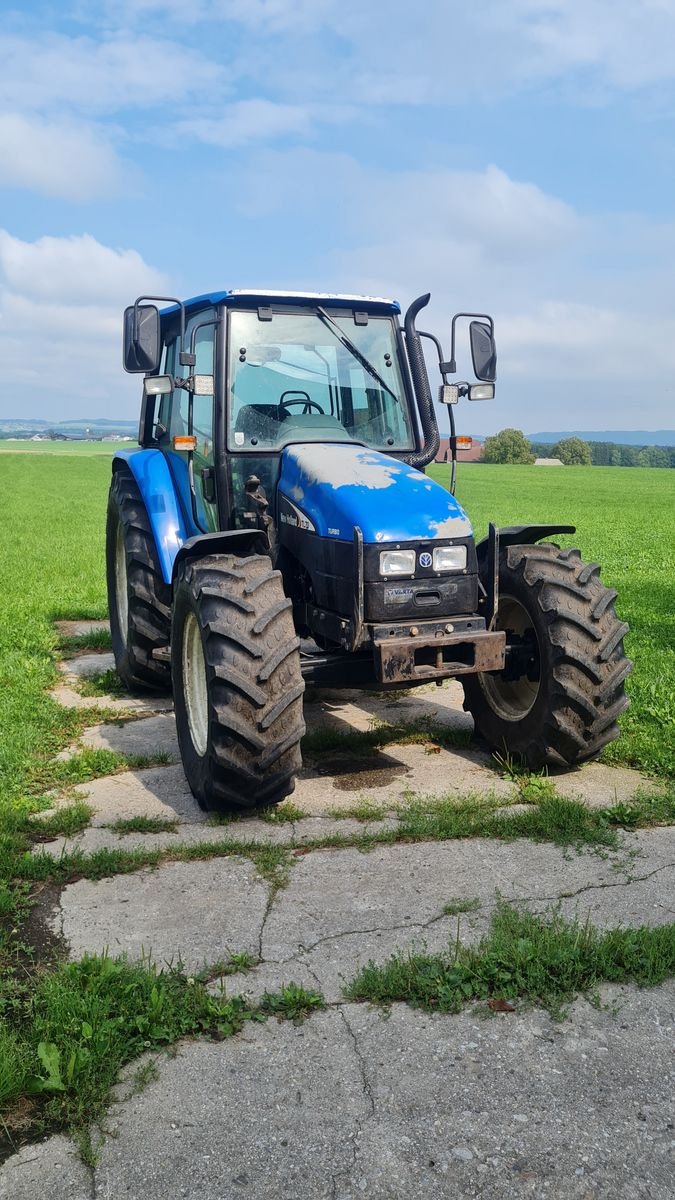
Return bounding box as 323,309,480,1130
462,544,632,768
172,553,305,813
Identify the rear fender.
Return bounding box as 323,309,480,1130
113,450,189,585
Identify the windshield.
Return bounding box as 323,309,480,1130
227,309,414,451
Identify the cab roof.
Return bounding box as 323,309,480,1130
163,289,401,316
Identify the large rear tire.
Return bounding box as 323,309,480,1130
106,465,172,692
462,544,632,768
172,554,305,814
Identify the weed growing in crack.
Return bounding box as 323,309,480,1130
75,670,128,699
259,983,326,1023
346,902,675,1018
259,801,306,824
57,629,113,657
326,798,389,822
26,802,93,839
442,898,481,917
600,784,675,829
109,816,179,836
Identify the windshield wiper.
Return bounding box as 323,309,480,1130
315,306,398,402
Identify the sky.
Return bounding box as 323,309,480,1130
1,0,674,435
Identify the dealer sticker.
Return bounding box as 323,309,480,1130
384,586,415,604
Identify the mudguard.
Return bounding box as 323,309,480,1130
278,443,472,544
113,450,189,584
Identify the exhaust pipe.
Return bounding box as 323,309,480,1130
403,293,440,470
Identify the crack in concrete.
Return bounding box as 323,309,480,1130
339,1008,375,1119
511,859,675,907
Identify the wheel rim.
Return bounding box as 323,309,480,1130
115,522,129,636
182,611,209,756
481,594,541,721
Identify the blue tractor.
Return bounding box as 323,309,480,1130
107,290,630,813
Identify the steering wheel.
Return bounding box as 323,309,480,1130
279,390,326,416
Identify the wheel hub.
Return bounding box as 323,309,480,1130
481,595,541,721
115,522,129,636
182,611,209,756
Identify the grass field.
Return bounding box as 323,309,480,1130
0,440,132,455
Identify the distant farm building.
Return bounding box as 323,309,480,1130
435,438,484,463
534,457,564,467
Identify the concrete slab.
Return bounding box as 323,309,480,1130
84,990,675,1200
304,678,472,735
95,1012,367,1199
50,681,174,715
553,761,666,808
70,765,205,825
61,652,116,677
296,742,516,814
53,859,270,972
0,1134,92,1200
262,839,627,1001
81,713,180,761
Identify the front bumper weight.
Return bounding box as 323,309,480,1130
375,629,506,684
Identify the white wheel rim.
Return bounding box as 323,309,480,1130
115,523,129,636
182,611,209,756
480,594,541,721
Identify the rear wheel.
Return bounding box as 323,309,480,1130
172,553,305,813
462,544,632,768
106,465,172,691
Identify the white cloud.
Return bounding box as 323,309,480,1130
179,100,312,148
0,231,170,416
0,113,126,201
0,33,225,115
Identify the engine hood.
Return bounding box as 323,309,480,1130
278,443,472,544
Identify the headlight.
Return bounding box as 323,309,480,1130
432,545,467,572
380,550,416,576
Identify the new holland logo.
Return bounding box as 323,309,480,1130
419,551,433,568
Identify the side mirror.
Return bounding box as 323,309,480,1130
469,321,497,382
123,304,161,373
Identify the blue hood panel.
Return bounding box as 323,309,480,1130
278,444,472,544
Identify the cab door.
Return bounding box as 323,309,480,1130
159,309,219,533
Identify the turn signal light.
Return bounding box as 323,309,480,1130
455,437,473,451
173,435,197,451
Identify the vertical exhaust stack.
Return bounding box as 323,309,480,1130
403,293,440,469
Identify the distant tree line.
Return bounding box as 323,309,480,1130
483,429,675,466
530,440,675,467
